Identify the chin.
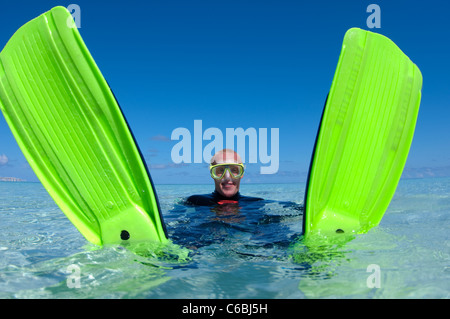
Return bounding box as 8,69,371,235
222,190,237,197
219,186,238,197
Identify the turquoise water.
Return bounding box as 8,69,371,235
0,178,448,299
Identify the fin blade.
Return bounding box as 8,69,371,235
304,28,422,238
0,7,167,245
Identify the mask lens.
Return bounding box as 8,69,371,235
210,164,244,179
229,165,242,177
214,166,225,177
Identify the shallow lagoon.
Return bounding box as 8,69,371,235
0,178,448,298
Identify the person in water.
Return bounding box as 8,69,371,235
173,149,300,250
185,149,263,206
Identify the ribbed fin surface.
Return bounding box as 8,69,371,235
304,28,422,238
0,7,167,245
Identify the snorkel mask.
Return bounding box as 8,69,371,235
210,163,245,180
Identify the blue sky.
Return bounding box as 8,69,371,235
0,0,449,185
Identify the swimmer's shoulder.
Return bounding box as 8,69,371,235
185,192,264,206
185,193,216,206
238,194,264,202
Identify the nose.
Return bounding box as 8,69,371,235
223,168,232,180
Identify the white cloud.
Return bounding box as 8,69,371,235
149,162,190,170
150,135,171,142
402,166,450,179
0,154,8,166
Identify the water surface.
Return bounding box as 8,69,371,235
0,179,448,298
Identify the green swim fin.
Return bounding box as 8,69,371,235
303,28,422,240
0,7,168,246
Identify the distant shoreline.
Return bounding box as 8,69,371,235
0,177,26,182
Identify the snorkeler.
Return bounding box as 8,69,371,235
185,149,263,206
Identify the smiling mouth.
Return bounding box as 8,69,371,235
221,181,235,188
